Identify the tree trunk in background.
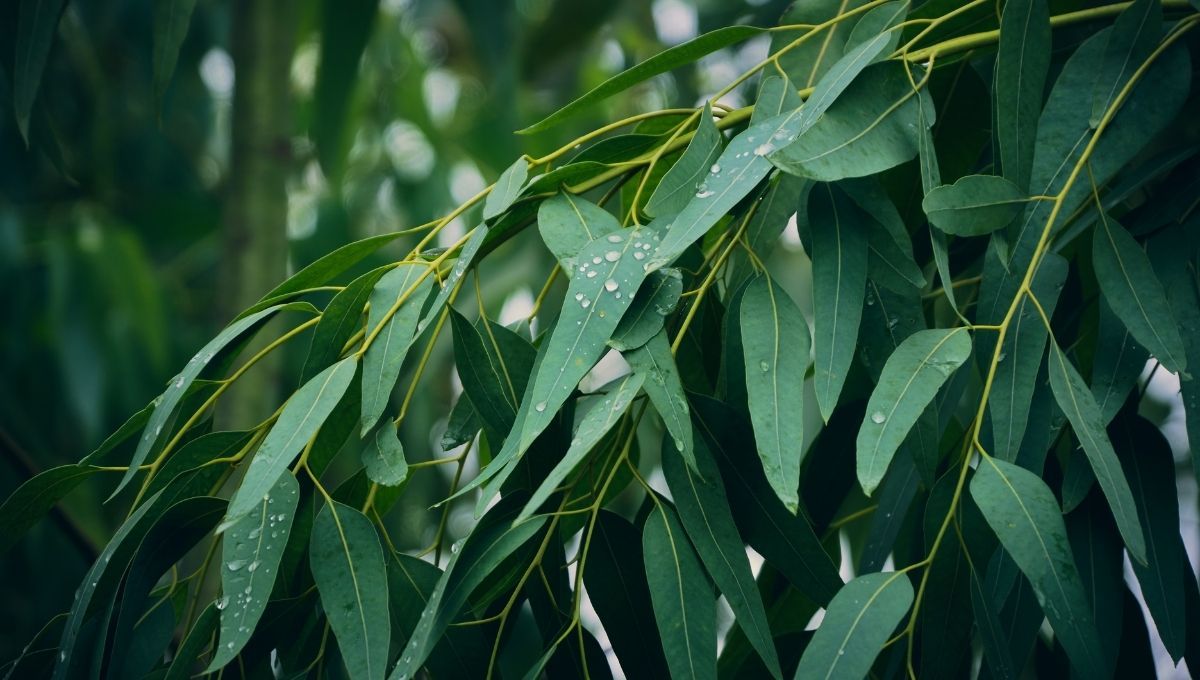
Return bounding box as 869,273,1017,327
219,0,295,425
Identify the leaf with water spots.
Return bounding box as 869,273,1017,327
923,175,1029,236
225,356,358,525
515,372,643,523
856,328,971,496
643,501,717,680
208,473,299,671
810,183,868,422
362,264,436,435
970,457,1108,678
1092,214,1187,374
793,572,913,680
310,500,390,680
626,331,694,472
537,193,620,270
1047,341,1146,564
740,276,809,513
609,268,683,351
646,103,724,218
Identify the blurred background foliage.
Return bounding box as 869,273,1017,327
0,0,803,659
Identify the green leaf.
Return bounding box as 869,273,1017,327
484,157,529,221
810,183,869,422
164,603,217,680
970,457,1107,678
385,553,490,678
769,62,934,182
249,232,405,316
209,473,300,670
515,372,643,523
692,397,842,605
922,175,1029,236
609,268,683,351
441,394,481,451
418,225,489,335
730,174,808,288
464,227,657,506
626,331,694,471
114,303,291,499
650,106,809,270
646,104,724,217
362,264,435,434
642,502,717,680
301,265,388,383
1090,0,1162,128
969,571,1018,680
986,251,1067,462
1114,414,1187,660
0,465,99,553
1090,298,1147,425
537,193,620,269
225,356,358,524
793,572,913,680
391,514,547,679
151,0,198,106
749,75,802,126
310,500,391,680
662,435,782,679
362,426,408,486
519,26,762,134
740,276,809,513
449,310,535,442
1092,214,1187,374
843,178,925,293
584,511,671,679
857,328,971,496
13,0,67,141
771,0,871,88
1046,341,1146,563
994,0,1050,190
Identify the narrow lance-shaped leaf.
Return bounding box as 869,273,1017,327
1046,341,1146,563
483,157,528,221
650,106,808,271
302,266,388,383
519,26,762,134
857,328,971,496
310,501,390,680
662,435,782,679
362,426,408,486
793,572,914,680
208,474,300,671
165,603,218,680
769,61,935,182
609,268,683,351
417,225,489,338
646,103,724,217
740,276,809,513
1092,214,1187,374
1090,297,1147,425
537,193,620,270
0,465,100,553
515,372,644,524
362,263,435,434
151,0,198,106
970,457,1108,678
642,502,717,680
225,356,358,524
114,303,296,499
749,75,802,126
1090,0,1162,128
1115,415,1187,660
923,175,1029,236
994,0,1050,190
626,331,694,472
810,183,868,422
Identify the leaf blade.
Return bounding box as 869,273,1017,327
793,572,913,680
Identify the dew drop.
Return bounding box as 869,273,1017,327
227,559,247,572
634,251,645,260
535,402,547,412
581,299,591,308
759,360,769,372
575,293,584,301
753,143,774,156
604,279,619,292
606,233,623,243
710,163,721,174
871,412,887,424
248,560,261,573
587,270,598,278
604,251,620,262
695,189,715,199
592,256,602,264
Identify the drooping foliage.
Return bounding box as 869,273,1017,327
6,0,1200,678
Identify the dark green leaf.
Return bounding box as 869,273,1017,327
793,572,913,680
0,465,100,553
13,0,67,141
923,175,1028,236
164,603,217,680
609,268,683,351
626,331,694,472
449,310,535,442
810,183,868,422
249,233,406,316
311,500,390,680
225,356,357,524
1090,298,1147,425
363,426,409,487
151,0,198,106
301,265,388,383
520,26,763,133
642,501,717,680
994,0,1050,190
1046,341,1146,563
970,457,1107,678
740,276,809,513
1090,0,1162,128
857,328,971,496
646,104,723,217
362,264,435,434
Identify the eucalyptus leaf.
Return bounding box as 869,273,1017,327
362,263,436,434
151,0,197,106
740,276,809,513
923,175,1029,236
363,426,408,487
626,331,694,472
609,268,683,351
0,465,100,553
793,572,914,680
994,0,1050,190
646,103,724,217
1090,0,1162,128
537,193,620,270
484,157,529,221
13,0,67,141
